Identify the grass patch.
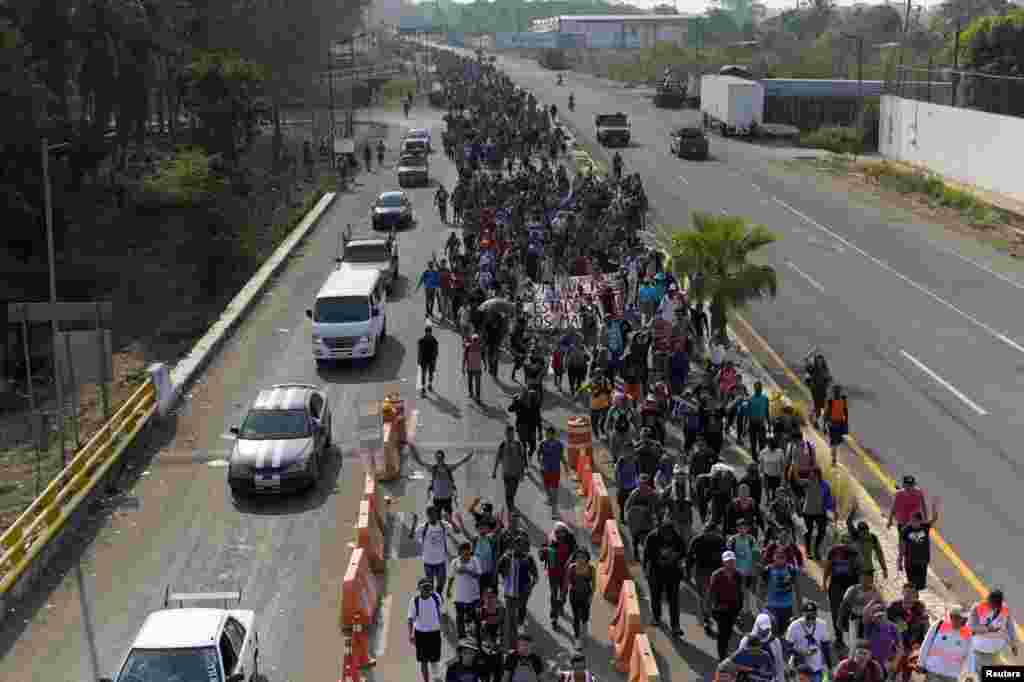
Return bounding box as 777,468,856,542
800,126,864,155
381,78,417,108
862,159,1010,224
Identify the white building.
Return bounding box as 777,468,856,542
528,14,692,49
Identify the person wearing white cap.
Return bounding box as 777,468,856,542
707,550,746,660
732,612,787,682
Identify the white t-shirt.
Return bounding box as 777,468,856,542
450,556,482,604
419,521,452,566
407,593,443,632
785,617,832,673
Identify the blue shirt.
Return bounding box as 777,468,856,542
616,457,639,490
747,393,770,421
639,284,660,304
731,644,777,682
421,269,441,289
764,565,799,608
540,440,564,473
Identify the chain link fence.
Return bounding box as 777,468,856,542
887,64,1024,118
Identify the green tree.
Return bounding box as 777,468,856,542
656,212,778,341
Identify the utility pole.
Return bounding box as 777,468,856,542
328,47,336,168
41,136,66,466
841,33,865,131
951,18,961,106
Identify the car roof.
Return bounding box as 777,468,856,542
407,128,429,136
252,385,312,411
378,190,406,200
347,238,389,247
317,267,383,299
133,609,226,649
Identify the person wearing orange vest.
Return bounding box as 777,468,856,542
824,385,849,467
917,605,972,682
967,589,1019,674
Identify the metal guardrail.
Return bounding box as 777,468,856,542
0,377,158,594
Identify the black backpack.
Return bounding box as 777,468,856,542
414,592,442,619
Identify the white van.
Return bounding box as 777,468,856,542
307,267,387,365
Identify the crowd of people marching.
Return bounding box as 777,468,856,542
400,50,1019,682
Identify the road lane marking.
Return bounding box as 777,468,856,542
920,235,1024,291
771,196,1024,356
785,260,826,294
373,594,393,657
677,175,688,185
899,349,988,416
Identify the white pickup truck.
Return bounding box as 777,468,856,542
595,112,631,147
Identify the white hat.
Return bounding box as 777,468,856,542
754,613,773,633
722,551,736,562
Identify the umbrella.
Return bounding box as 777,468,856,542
477,297,516,315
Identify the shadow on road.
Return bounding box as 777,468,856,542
315,337,407,384
231,445,345,516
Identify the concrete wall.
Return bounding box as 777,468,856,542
879,95,1024,203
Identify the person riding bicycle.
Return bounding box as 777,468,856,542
568,93,575,112
376,139,385,167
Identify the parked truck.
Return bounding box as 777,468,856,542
700,75,764,137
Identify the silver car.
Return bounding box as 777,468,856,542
397,153,429,187
227,384,332,496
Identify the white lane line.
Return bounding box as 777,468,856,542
678,175,689,185
786,260,826,294
920,236,1024,291
373,594,394,657
900,349,988,416
771,196,1024,356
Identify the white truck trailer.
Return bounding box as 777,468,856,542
700,75,764,137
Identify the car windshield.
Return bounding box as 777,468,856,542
240,409,310,439
314,296,370,323
400,156,426,168
408,129,428,139
344,244,390,263
119,646,222,682
597,114,628,127
377,193,404,208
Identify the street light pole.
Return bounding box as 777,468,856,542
841,33,865,130
41,136,66,465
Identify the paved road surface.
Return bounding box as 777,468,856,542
0,103,737,682
470,50,1024,607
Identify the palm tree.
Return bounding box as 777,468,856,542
656,211,779,342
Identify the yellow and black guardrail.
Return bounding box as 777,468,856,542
0,377,158,595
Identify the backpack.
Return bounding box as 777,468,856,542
414,592,442,619
474,533,496,568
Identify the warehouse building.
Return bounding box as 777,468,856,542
528,14,691,49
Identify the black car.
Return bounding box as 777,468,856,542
670,126,710,160
370,190,414,230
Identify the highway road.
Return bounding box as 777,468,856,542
483,52,1024,606
0,102,731,682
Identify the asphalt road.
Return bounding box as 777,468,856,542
0,99,738,682
477,52,1024,604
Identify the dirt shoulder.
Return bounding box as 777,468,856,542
0,113,384,531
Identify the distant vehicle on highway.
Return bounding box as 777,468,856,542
405,127,432,152
595,112,631,147
371,190,414,230
103,589,259,682
397,153,429,187
339,227,399,294
670,126,710,160
400,137,429,157
228,383,333,495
